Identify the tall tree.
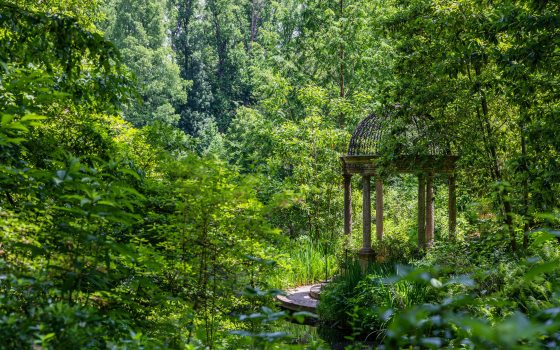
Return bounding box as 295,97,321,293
172,0,263,138
379,0,560,249
102,0,190,127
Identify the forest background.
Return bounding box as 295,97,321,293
0,0,559,348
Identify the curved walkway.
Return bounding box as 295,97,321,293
276,283,323,313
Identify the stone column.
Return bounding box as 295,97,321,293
375,178,384,242
343,175,352,237
418,174,426,249
359,175,373,269
448,174,457,240
426,174,434,247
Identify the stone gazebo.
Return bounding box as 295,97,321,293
341,113,458,266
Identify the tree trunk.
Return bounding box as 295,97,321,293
521,122,530,249
448,174,457,240
249,0,261,51
474,63,516,251
338,0,345,126
418,174,426,249
208,0,227,80
174,0,195,79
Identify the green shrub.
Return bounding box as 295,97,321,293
318,259,430,337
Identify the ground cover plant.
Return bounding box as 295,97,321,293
319,234,560,348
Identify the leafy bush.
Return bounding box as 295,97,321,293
319,234,560,348
318,259,430,337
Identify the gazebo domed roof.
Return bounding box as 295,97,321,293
347,112,452,156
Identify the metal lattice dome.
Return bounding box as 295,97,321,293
347,112,452,156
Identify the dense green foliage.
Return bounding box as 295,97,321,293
319,236,560,348
1,0,559,349
102,0,190,127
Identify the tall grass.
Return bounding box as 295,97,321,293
317,259,393,326
268,237,338,288
317,258,429,336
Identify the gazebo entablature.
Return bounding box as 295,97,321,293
341,155,458,176
342,112,458,268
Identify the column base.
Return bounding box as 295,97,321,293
358,248,374,271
